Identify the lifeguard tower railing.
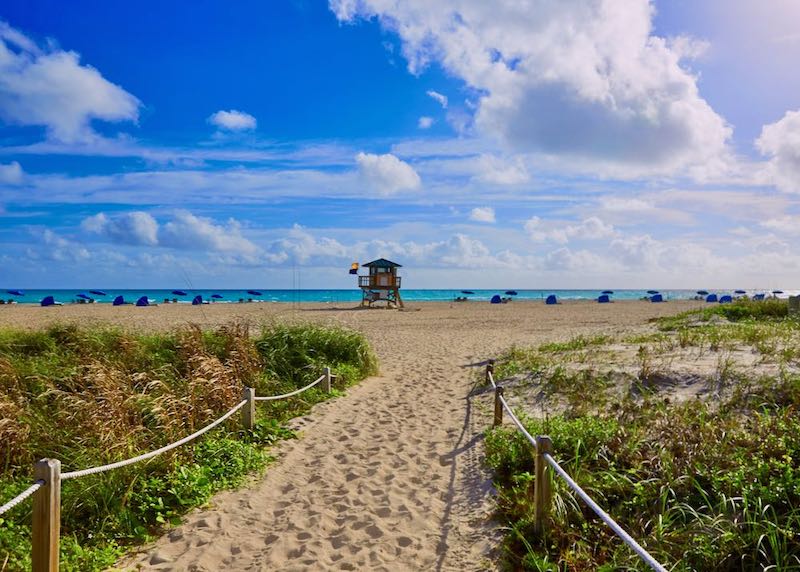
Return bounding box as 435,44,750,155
359,275,401,288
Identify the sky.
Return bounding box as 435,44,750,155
1,0,800,289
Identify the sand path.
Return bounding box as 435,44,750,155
0,300,702,570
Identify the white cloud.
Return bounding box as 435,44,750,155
207,109,257,131
82,212,159,245
0,161,23,184
332,0,732,174
756,109,800,192
426,90,448,108
761,215,800,235
0,21,140,142
469,207,496,223
418,116,434,129
37,229,90,262
355,152,421,195
81,210,259,256
160,211,260,255
525,216,616,244
474,154,529,185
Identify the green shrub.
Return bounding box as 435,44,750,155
0,321,376,570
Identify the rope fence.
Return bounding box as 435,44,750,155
0,481,44,517
0,366,335,572
486,361,667,572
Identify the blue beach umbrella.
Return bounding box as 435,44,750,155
505,290,518,296
647,290,659,295
246,290,262,296
172,290,188,296
773,290,784,294
697,290,709,295
211,294,223,299
41,296,55,307
89,290,107,296
135,296,150,307
76,293,93,300
113,295,125,306
192,295,203,305
602,290,614,295
734,290,747,294
7,289,24,296
461,290,475,295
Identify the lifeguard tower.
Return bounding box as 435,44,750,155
358,258,404,308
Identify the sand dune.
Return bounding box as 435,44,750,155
1,299,703,570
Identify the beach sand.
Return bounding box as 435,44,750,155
0,299,704,571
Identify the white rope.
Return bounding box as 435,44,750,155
543,453,667,572
489,364,666,572
0,481,44,515
498,394,538,451
487,369,497,388
254,374,326,401
61,400,247,480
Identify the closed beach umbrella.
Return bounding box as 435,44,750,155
602,290,614,295
7,289,24,296
172,290,188,296
211,294,223,299
89,290,107,296
247,290,262,296
505,290,518,296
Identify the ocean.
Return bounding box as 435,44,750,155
0,289,792,305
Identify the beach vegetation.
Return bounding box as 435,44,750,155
485,304,800,570
0,321,376,570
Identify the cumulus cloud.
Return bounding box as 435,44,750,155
426,90,448,108
0,21,140,142
418,116,434,129
160,211,260,255
82,210,259,256
525,216,616,244
473,154,529,185
207,109,257,131
82,212,159,245
469,207,496,223
756,109,800,192
331,0,732,173
356,152,421,195
0,161,23,184
761,215,800,235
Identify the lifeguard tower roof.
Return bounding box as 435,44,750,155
362,258,402,268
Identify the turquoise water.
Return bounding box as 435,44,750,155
0,288,790,305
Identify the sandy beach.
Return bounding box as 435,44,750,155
0,300,704,570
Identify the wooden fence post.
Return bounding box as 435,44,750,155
242,387,255,431
32,458,60,572
493,386,504,427
323,367,332,393
485,359,495,384
534,435,553,535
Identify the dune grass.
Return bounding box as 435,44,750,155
485,300,800,570
0,321,377,571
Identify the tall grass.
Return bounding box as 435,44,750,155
486,309,800,570
0,321,376,570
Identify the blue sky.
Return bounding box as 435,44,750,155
1,0,800,289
